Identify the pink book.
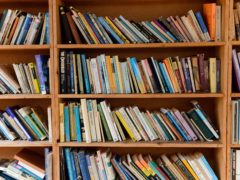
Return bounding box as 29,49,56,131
172,108,198,141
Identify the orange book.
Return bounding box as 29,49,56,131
132,154,151,177
14,149,45,174
163,58,180,92
106,56,116,93
203,3,216,41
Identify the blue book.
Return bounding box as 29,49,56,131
70,152,77,180
112,57,121,93
121,62,131,93
181,58,192,92
145,21,170,43
78,151,91,180
130,57,145,93
64,148,75,180
111,156,128,179
64,106,70,142
81,54,91,94
69,51,75,94
35,54,50,94
195,12,209,35
44,148,50,180
161,108,189,141
74,105,82,142
98,17,124,44
16,13,33,44
97,55,107,93
13,163,42,180
100,54,111,94
5,107,32,141
84,13,105,44
158,63,172,93
200,154,218,180
85,154,92,177
45,13,50,44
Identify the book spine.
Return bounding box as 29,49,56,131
35,55,47,94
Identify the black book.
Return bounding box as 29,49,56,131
66,53,71,93
72,150,82,180
148,57,162,93
59,50,67,94
59,6,74,44
33,13,45,44
137,22,160,43
130,20,155,43
158,17,182,42
60,149,67,180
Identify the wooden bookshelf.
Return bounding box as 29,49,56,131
52,0,229,179
0,0,233,179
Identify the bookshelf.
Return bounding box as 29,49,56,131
53,0,228,179
0,0,54,178
0,0,234,179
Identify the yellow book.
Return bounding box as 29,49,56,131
105,16,130,43
70,6,99,44
209,58,217,93
59,103,65,142
28,63,40,93
132,154,151,177
114,56,124,93
115,110,136,141
106,56,116,93
69,103,76,141
177,153,199,180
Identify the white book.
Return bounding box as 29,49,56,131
96,150,107,180
108,106,122,141
193,153,212,179
47,107,52,142
24,16,36,44
25,17,41,45
187,57,196,93
92,100,101,142
80,99,92,143
216,5,221,41
100,101,118,142
184,155,204,179
90,155,100,180
0,119,16,140
236,150,240,179
91,58,101,94
87,100,97,142
132,106,157,141
101,151,116,180
181,16,200,42
18,161,45,179
0,9,12,42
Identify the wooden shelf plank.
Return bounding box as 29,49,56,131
0,45,50,50
231,93,240,97
57,42,225,49
0,0,47,2
231,41,240,45
230,144,240,148
58,141,224,148
58,93,224,99
0,94,53,99
0,141,52,147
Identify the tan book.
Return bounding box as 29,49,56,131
181,16,200,42
188,10,205,41
191,57,200,91
81,99,92,143
69,103,76,141
59,103,65,142
127,59,139,93
115,56,124,93
209,58,217,93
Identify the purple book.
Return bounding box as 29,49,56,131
173,109,198,141
216,60,221,92
232,49,240,91
197,53,207,92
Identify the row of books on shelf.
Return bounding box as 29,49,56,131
0,148,52,180
59,3,221,44
60,51,221,94
60,99,219,143
0,54,50,94
0,9,49,45
0,105,51,141
61,148,218,180
231,99,240,144
232,49,240,92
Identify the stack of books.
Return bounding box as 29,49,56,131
59,51,221,94
0,105,51,141
231,149,240,180
233,2,240,40
59,3,221,44
0,54,50,94
232,49,240,91
61,148,218,180
0,9,49,45
231,99,240,144
0,148,52,180
60,99,219,143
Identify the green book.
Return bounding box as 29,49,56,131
97,104,112,141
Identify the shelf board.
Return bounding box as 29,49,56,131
57,42,225,49
59,141,224,148
0,45,50,50
0,0,47,2
0,94,53,99
230,144,240,148
231,93,240,98
0,141,52,147
58,93,224,99
231,41,240,45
